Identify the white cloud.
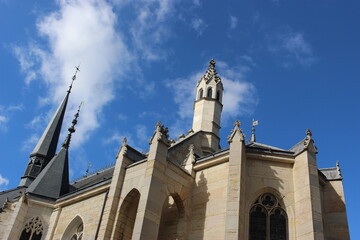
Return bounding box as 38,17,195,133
229,16,238,29
102,130,145,151
117,113,128,122
0,115,7,123
13,46,38,84
26,116,44,130
0,174,9,190
193,0,201,6
283,32,314,65
0,115,7,131
22,134,40,152
135,124,148,144
0,104,23,131
102,131,126,145
15,0,133,148
139,111,162,119
191,17,207,36
166,60,257,137
114,0,177,61
267,29,315,66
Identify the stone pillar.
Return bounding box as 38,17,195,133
97,138,132,240
44,207,62,240
225,120,246,239
3,195,28,239
293,131,324,240
132,122,170,240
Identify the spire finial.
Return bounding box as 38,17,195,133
234,120,241,129
203,59,221,82
62,102,82,148
251,119,259,142
68,65,80,93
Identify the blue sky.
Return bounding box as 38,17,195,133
0,0,359,237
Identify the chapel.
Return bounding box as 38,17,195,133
0,60,350,239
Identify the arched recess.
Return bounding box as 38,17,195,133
61,216,84,240
158,194,186,240
216,90,221,102
249,193,288,240
19,216,44,240
198,88,204,99
207,87,212,98
113,188,141,240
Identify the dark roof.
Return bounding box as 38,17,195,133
71,167,114,190
0,187,26,208
31,92,70,158
26,147,70,200
126,145,147,162
69,145,145,192
289,138,307,155
319,167,342,180
246,142,294,156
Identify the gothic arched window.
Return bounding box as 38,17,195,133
61,216,84,240
207,87,212,98
19,216,43,240
198,88,203,99
249,193,287,240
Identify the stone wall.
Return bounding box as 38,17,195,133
322,180,350,240
190,162,228,239
51,191,107,239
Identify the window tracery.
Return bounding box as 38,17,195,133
61,216,84,240
19,216,43,240
70,223,83,240
249,193,287,240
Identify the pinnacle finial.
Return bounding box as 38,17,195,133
234,120,241,128
203,59,221,82
62,102,82,148
122,137,127,146
306,128,312,137
227,120,244,143
68,65,80,93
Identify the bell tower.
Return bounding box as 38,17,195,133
192,59,223,154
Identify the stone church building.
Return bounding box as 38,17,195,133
0,60,350,239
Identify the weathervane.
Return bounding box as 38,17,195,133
85,163,92,176
68,65,81,93
251,119,258,142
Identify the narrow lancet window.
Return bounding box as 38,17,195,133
198,88,203,99
207,87,212,98
216,90,221,101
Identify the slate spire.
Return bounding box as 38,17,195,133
26,103,81,200
19,67,79,187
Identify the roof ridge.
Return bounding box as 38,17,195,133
70,161,116,184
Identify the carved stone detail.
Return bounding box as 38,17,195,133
203,59,221,83
23,216,44,236
227,120,244,143
149,121,170,145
